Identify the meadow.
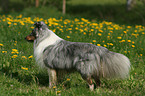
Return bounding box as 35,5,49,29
0,0,145,95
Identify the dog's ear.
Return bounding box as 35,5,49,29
33,22,42,28
33,21,48,29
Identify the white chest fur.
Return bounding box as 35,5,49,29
34,32,62,68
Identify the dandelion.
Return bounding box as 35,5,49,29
92,40,96,43
67,78,70,81
14,23,17,25
117,37,122,39
83,32,86,35
0,43,4,46
53,86,56,89
119,40,125,43
22,56,27,59
123,31,127,34
103,44,107,47
2,51,7,53
127,40,131,42
124,51,127,53
28,55,33,58
57,91,61,94
132,41,135,44
21,67,28,70
14,43,17,46
134,30,137,32
91,29,94,32
75,27,78,30
30,26,34,29
53,29,56,32
132,45,135,48
98,33,102,36
97,44,101,46
99,30,103,32
66,36,70,38
12,49,18,52
127,26,131,28
8,22,11,25
108,43,113,46
12,55,18,58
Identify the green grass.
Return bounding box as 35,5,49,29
0,0,145,95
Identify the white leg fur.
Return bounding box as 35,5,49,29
48,68,57,88
89,84,94,91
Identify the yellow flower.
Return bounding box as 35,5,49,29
28,55,33,58
127,26,131,28
117,37,122,39
98,33,102,36
0,43,4,46
66,36,70,38
53,86,56,89
53,29,56,32
92,40,96,43
140,54,142,56
11,52,15,54
107,43,113,46
8,22,11,25
31,26,34,29
83,32,86,35
12,49,18,52
103,44,107,47
57,91,61,94
14,23,17,25
134,30,137,32
2,51,7,53
22,56,27,59
12,55,18,58
21,67,28,70
123,31,127,34
97,44,101,46
127,40,131,42
91,29,94,32
75,27,78,30
110,43,113,46
67,78,70,81
124,51,127,53
132,41,135,44
132,45,135,48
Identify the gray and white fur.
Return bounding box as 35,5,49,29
25,21,131,91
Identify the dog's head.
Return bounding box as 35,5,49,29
25,21,48,42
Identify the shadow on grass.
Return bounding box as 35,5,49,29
1,67,49,86
66,4,145,25
0,1,145,25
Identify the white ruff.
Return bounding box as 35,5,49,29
34,30,62,68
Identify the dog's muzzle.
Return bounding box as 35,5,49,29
25,35,35,42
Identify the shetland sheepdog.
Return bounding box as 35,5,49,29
25,21,130,91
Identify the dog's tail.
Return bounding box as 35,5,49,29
99,51,131,79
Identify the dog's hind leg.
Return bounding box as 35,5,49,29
93,75,101,87
82,76,94,91
48,68,57,88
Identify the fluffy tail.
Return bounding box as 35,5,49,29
100,51,131,79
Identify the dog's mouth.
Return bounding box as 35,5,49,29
25,35,36,42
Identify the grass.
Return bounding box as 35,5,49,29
0,0,145,95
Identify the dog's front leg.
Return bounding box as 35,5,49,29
48,68,57,88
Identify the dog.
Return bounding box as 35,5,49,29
25,21,131,91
